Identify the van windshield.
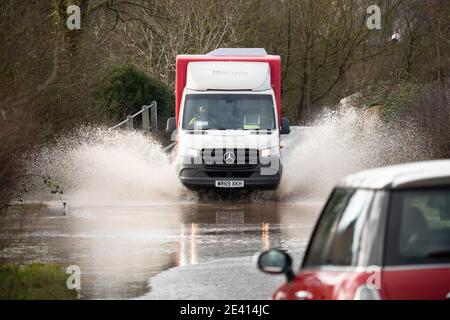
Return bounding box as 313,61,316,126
182,94,276,130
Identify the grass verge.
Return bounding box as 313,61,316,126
0,263,78,300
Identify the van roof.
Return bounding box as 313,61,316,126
338,160,450,189
207,48,268,56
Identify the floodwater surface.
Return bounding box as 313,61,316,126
0,202,320,299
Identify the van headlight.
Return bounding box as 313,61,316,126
179,147,199,158
260,147,279,157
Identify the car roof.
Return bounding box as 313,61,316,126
338,160,450,189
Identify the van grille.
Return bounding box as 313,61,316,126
201,148,258,168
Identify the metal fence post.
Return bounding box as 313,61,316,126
142,105,150,131
110,101,157,131
151,101,158,131
126,115,133,130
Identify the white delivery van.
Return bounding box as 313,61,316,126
166,48,290,190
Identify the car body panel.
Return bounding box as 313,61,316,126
381,267,450,299
274,270,375,300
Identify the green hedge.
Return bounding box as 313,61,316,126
95,64,174,125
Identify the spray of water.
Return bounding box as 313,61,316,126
25,107,435,205
26,127,186,205
278,107,434,201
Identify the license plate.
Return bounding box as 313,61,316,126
215,180,244,188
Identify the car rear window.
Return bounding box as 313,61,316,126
385,187,450,266
303,188,374,268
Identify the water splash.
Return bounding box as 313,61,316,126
279,107,434,201
26,127,184,205
25,107,435,205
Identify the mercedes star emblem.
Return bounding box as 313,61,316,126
223,152,236,164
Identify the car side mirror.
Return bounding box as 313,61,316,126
255,249,295,282
280,118,290,135
166,117,176,134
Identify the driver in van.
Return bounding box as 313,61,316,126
188,105,209,128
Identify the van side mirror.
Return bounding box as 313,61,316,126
166,117,176,134
255,249,295,282
280,118,290,135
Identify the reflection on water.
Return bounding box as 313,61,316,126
262,223,270,251
0,202,319,299
190,223,198,265
215,210,245,224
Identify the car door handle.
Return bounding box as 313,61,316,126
295,290,313,300
446,292,450,300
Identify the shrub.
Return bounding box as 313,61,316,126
357,78,450,159
95,64,174,127
397,80,450,159
357,80,420,122
0,110,36,208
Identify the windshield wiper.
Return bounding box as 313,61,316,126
205,128,238,130
242,128,273,131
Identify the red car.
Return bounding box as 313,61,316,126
257,160,450,300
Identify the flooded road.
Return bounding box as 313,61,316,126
2,110,435,299
0,201,320,299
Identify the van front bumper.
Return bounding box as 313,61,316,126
177,158,282,190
